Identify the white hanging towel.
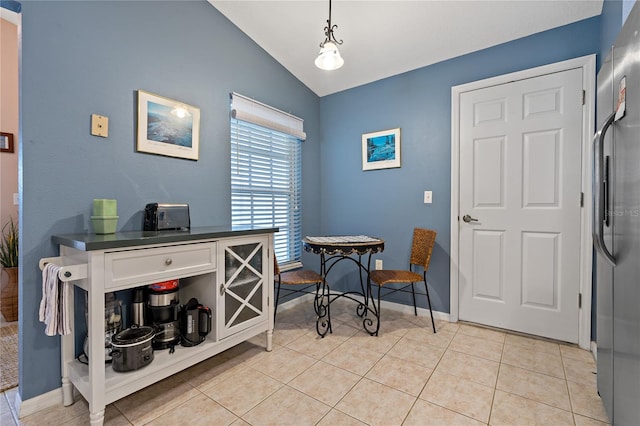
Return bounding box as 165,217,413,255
57,269,71,335
39,263,71,336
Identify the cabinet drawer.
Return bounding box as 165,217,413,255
105,243,216,289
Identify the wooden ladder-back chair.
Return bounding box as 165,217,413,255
274,257,324,320
369,228,437,334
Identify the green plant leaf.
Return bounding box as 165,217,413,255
0,217,18,268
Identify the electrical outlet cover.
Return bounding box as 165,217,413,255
91,114,109,137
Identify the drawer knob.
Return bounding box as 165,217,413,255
165,258,173,266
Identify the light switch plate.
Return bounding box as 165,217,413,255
424,190,433,204
91,114,109,137
375,259,383,270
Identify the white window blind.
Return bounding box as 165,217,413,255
231,92,306,140
230,93,304,267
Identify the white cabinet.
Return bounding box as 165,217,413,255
47,228,275,426
219,238,268,339
105,242,217,290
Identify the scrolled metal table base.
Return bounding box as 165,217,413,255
304,236,385,338
315,291,381,337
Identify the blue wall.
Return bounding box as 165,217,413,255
623,0,636,21
598,0,636,63
600,0,625,65
318,16,601,314
14,0,612,403
18,1,320,400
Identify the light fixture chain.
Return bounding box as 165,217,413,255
315,0,344,70
320,0,343,47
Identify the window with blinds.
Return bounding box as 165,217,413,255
230,93,304,268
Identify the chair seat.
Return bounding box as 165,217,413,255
367,228,437,334
370,269,422,286
280,269,324,285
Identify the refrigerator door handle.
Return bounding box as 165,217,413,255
593,111,617,267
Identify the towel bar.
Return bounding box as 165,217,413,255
38,257,88,282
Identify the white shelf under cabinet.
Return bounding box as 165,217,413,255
68,321,268,405
48,229,276,426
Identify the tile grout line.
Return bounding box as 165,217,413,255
496,339,591,423
487,334,507,426
318,320,404,423
399,321,460,425
301,316,399,424
275,318,380,424
557,342,578,423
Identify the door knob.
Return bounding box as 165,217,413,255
462,214,478,223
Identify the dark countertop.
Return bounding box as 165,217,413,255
52,226,279,251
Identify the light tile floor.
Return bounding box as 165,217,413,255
1,299,609,425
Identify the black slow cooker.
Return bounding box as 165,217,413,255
111,325,155,372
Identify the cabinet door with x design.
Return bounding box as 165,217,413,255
218,236,269,339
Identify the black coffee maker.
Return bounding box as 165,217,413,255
147,280,181,350
179,298,212,347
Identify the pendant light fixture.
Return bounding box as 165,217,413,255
315,0,344,70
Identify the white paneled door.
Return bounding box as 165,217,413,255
458,68,583,343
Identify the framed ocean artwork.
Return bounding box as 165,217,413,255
362,127,401,171
137,90,200,160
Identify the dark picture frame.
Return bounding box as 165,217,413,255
0,132,14,153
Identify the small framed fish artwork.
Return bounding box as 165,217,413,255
362,127,401,171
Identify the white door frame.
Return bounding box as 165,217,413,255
450,55,596,350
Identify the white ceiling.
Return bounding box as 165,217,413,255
209,0,603,97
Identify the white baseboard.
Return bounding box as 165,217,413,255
275,293,317,313
277,293,450,322
591,340,598,361
14,386,62,419
379,298,450,322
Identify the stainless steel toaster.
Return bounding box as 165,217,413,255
143,203,190,231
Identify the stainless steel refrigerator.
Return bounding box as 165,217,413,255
594,2,640,424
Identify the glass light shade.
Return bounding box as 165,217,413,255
315,41,344,70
